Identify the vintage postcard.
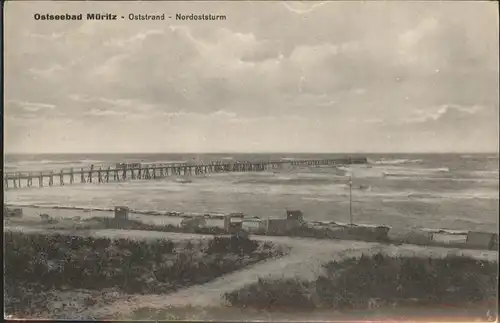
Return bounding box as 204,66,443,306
3,0,499,321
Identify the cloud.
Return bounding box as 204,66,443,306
29,65,65,77
3,1,499,153
26,31,66,40
88,108,127,117
7,100,56,112
382,104,499,152
5,101,58,121
398,17,439,64
282,2,329,15
68,94,158,120
404,104,487,124
104,29,165,47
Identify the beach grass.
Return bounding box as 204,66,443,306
4,231,287,318
223,252,498,312
41,216,230,235
7,212,495,255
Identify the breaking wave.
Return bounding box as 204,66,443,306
337,165,450,179
470,170,499,179
371,158,423,165
152,160,188,164
382,167,450,177
5,159,102,167
234,177,333,185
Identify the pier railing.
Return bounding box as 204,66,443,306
3,157,367,190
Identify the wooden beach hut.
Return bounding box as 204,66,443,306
4,206,23,218
114,206,129,221
286,209,304,222
181,216,206,229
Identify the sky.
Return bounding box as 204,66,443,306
4,1,499,154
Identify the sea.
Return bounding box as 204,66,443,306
3,153,499,233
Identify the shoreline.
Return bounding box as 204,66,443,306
4,204,498,252
4,202,482,235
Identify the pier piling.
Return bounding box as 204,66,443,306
3,157,367,190
27,173,32,188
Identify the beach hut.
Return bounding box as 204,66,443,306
227,221,243,233
5,207,23,218
224,215,231,231
264,219,289,235
374,226,391,241
286,209,304,222
466,231,498,250
114,206,129,221
263,218,303,235
224,213,244,232
181,216,206,229
432,232,468,245
241,218,262,233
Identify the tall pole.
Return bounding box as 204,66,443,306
349,175,353,226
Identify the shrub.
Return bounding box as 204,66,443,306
224,278,315,310
206,236,259,255
84,217,229,236
4,231,286,318
224,252,498,311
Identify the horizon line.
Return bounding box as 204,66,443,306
4,151,499,155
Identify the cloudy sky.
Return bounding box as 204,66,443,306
4,1,499,153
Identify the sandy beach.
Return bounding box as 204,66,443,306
5,155,499,234
4,0,499,318
5,223,497,320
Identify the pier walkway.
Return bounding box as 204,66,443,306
3,157,367,190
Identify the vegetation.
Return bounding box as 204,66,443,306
224,253,498,311
4,231,287,317
77,218,390,242
54,217,229,235
36,216,495,251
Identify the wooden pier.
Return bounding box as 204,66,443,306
3,157,367,190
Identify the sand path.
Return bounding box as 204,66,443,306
5,226,497,319
72,230,496,319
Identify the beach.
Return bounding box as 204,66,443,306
4,153,499,320
5,0,499,319
4,225,497,320
4,153,499,232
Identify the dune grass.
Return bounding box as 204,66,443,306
224,253,498,311
21,215,495,252
45,216,229,235
4,231,287,318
